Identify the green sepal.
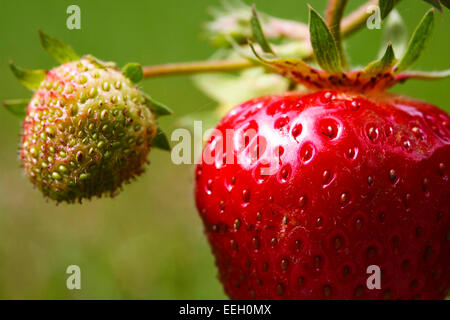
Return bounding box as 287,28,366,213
248,43,329,87
38,30,79,64
3,99,29,118
250,5,274,55
9,61,46,90
379,0,399,19
308,6,342,74
395,9,435,73
84,55,116,69
153,127,171,151
145,94,173,117
122,63,143,83
364,43,397,75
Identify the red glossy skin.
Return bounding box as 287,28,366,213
195,90,450,299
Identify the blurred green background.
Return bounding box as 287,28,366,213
0,0,448,299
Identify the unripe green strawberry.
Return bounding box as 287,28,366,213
20,56,157,202
6,32,172,203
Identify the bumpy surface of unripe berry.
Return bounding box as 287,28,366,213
20,56,157,203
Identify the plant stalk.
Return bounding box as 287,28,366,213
341,0,378,37
326,0,349,70
142,59,255,78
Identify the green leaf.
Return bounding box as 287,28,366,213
145,95,173,117
381,9,408,59
153,128,171,151
395,9,435,73
122,63,143,83
38,30,79,63
364,42,397,75
9,61,46,90
250,5,274,54
3,99,29,118
379,0,399,19
308,6,342,74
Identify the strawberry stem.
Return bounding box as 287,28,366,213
326,0,349,70
341,0,379,37
142,59,255,78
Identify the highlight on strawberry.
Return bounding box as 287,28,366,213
4,31,172,203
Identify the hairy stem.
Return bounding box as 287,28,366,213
341,0,378,37
142,59,254,78
326,0,349,70
267,17,309,40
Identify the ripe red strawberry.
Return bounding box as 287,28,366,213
195,7,450,299
195,91,449,299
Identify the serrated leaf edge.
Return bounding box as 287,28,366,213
395,9,435,73
250,5,275,55
308,6,342,74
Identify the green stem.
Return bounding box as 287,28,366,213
341,0,378,37
142,59,255,78
326,0,349,70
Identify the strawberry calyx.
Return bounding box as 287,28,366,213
246,5,449,93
